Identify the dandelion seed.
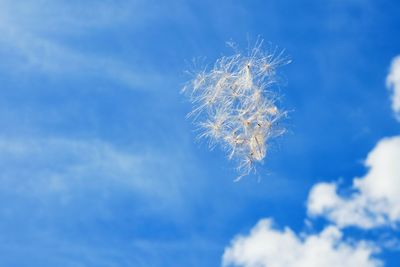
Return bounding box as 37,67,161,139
182,39,290,179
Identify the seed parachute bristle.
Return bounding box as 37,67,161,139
182,40,290,180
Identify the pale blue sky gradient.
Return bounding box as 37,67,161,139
0,0,399,266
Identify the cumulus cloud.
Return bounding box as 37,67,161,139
223,136,399,267
222,219,381,267
223,54,400,267
386,56,400,120
308,136,400,229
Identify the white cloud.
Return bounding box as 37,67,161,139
308,136,400,229
223,135,399,266
386,55,400,120
0,0,167,89
223,54,400,267
222,219,381,267
0,136,189,209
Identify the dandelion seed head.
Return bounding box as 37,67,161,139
182,40,289,179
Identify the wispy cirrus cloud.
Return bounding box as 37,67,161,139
0,135,190,211
0,0,169,89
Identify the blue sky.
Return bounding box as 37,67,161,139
0,0,399,266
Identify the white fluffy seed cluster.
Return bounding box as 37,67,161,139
183,42,290,179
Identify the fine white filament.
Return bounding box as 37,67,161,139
183,40,290,180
